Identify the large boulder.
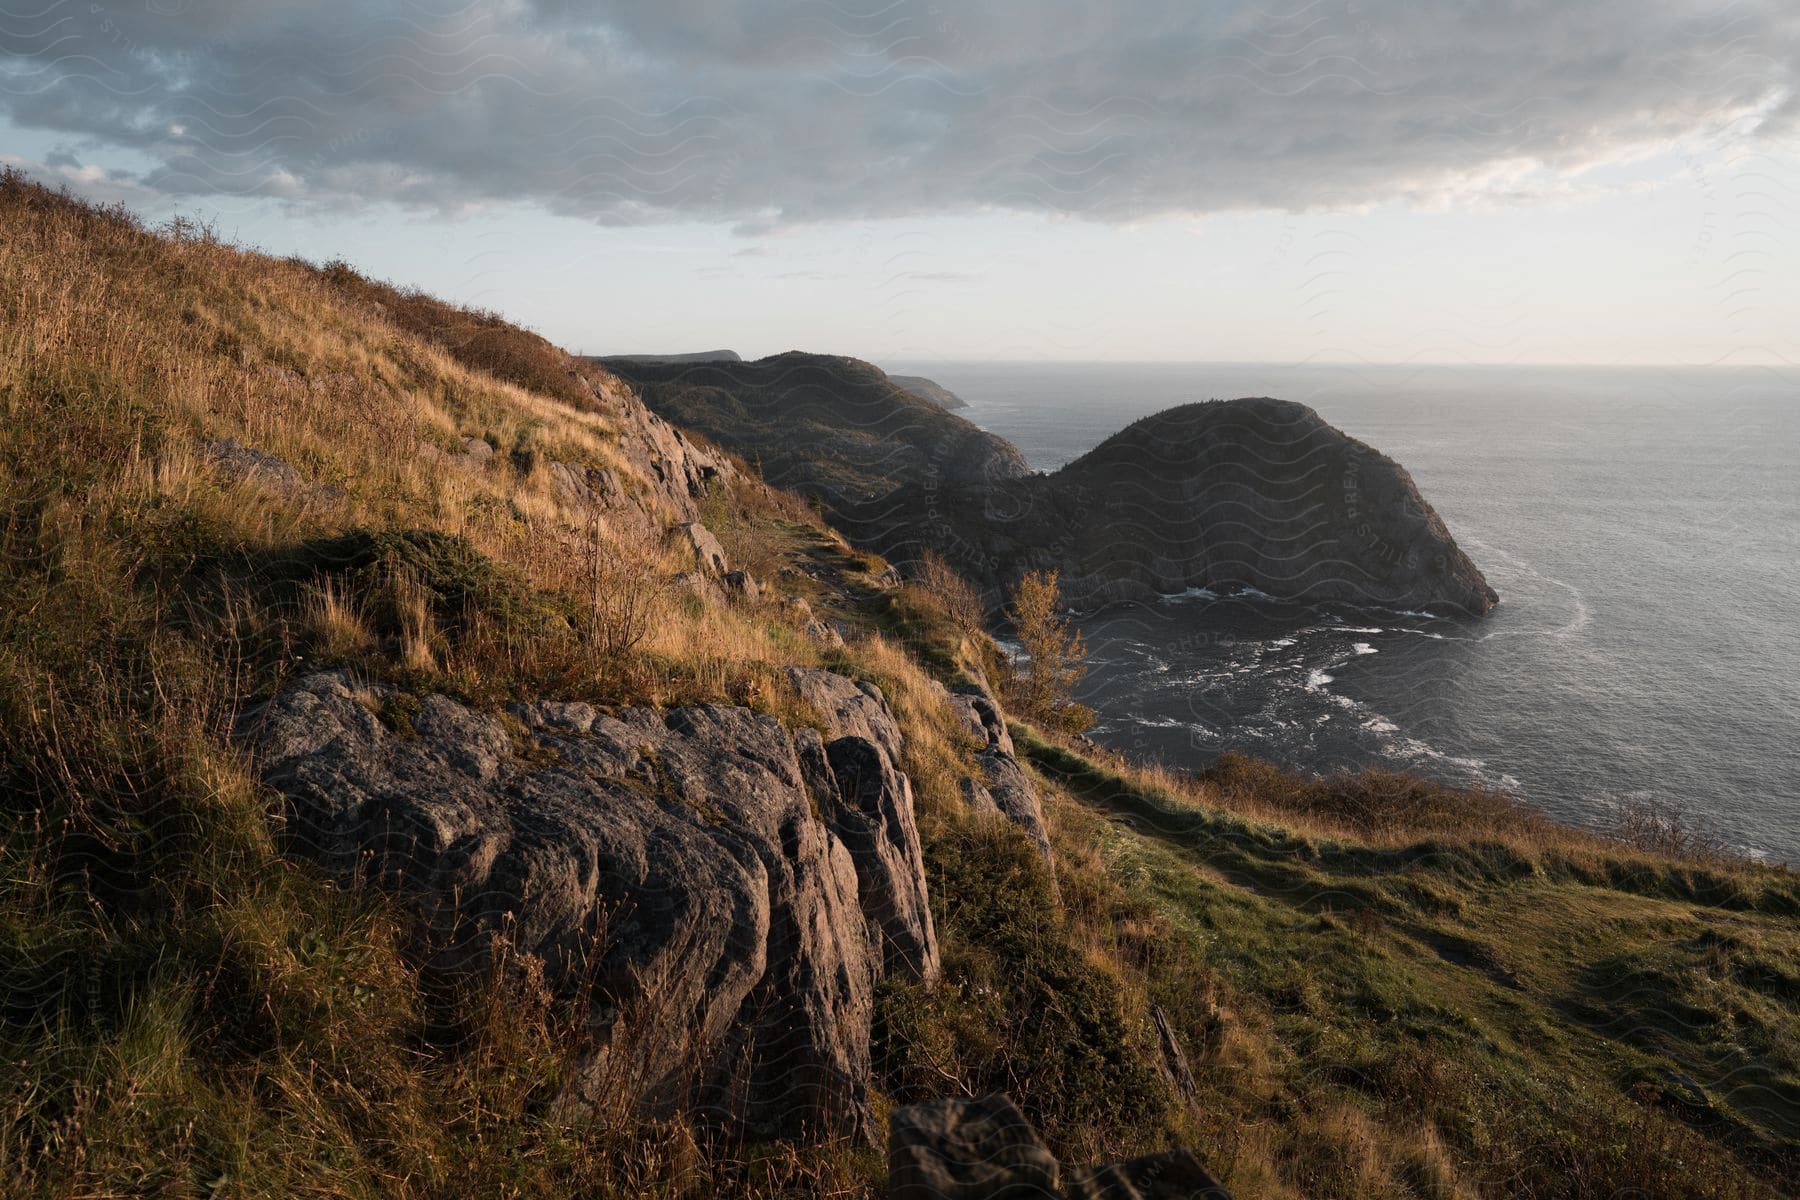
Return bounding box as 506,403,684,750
239,669,938,1140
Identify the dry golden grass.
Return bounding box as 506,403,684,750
302,578,375,658
0,172,899,1198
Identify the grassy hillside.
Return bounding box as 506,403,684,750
2,170,1795,1199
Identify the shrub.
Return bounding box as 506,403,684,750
575,514,671,660
1005,569,1090,731
915,550,985,633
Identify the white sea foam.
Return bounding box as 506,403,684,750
1352,642,1378,655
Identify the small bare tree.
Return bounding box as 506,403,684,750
563,504,671,661
1006,569,1091,731
917,549,985,634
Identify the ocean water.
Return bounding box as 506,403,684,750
891,362,1800,863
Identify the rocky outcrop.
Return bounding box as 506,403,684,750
418,436,496,473
202,437,343,507
787,668,940,984
874,398,1496,615
612,363,1496,614
568,365,735,525
888,1095,1230,1200
603,352,1029,515
676,521,730,575
548,460,625,511
238,669,938,1140
782,595,846,649
946,683,1056,884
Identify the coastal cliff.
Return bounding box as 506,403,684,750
611,350,1496,614
876,397,1498,614
600,351,1030,508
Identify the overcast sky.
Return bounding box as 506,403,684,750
4,0,1798,364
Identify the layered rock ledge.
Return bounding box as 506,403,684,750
238,669,938,1141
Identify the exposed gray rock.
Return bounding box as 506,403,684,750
549,460,625,511
677,521,729,575
723,569,762,603
460,436,495,468
786,667,903,764
812,733,939,984
888,1096,1231,1200
419,436,495,472
576,365,737,523
888,1095,1060,1200
947,684,1055,883
202,437,344,506
673,569,721,604
238,669,940,1140
203,437,303,491
782,595,846,648
948,683,1014,758
786,667,939,984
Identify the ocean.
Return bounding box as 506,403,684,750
890,362,1800,863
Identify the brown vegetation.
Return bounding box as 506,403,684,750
1005,568,1094,733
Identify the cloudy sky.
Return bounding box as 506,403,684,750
4,0,1797,363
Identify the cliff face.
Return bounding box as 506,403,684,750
872,398,1498,614
602,350,1493,613
601,352,1029,511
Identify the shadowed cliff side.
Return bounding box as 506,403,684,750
599,352,1030,510
611,351,1495,614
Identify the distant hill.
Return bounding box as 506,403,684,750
602,351,1029,511
610,354,1499,614
878,397,1499,613
596,349,742,365
887,373,969,410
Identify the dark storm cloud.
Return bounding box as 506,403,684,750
2,0,1795,225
